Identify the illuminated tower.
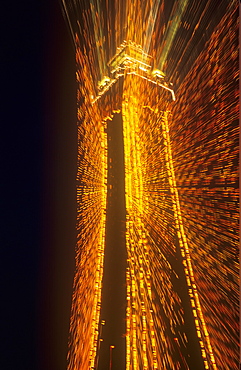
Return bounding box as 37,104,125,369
62,1,239,370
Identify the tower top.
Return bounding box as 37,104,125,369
108,41,154,75
95,42,175,102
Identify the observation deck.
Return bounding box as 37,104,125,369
94,41,175,103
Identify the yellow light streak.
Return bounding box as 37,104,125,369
67,44,108,370
161,110,217,369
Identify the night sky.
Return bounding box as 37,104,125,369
1,1,76,370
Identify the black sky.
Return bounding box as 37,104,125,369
1,1,76,369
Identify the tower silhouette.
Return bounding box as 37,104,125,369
62,1,239,369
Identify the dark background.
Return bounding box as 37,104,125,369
1,1,76,369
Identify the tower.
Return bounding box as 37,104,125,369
62,1,239,369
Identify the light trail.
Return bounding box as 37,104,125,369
158,0,189,71
143,0,161,55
